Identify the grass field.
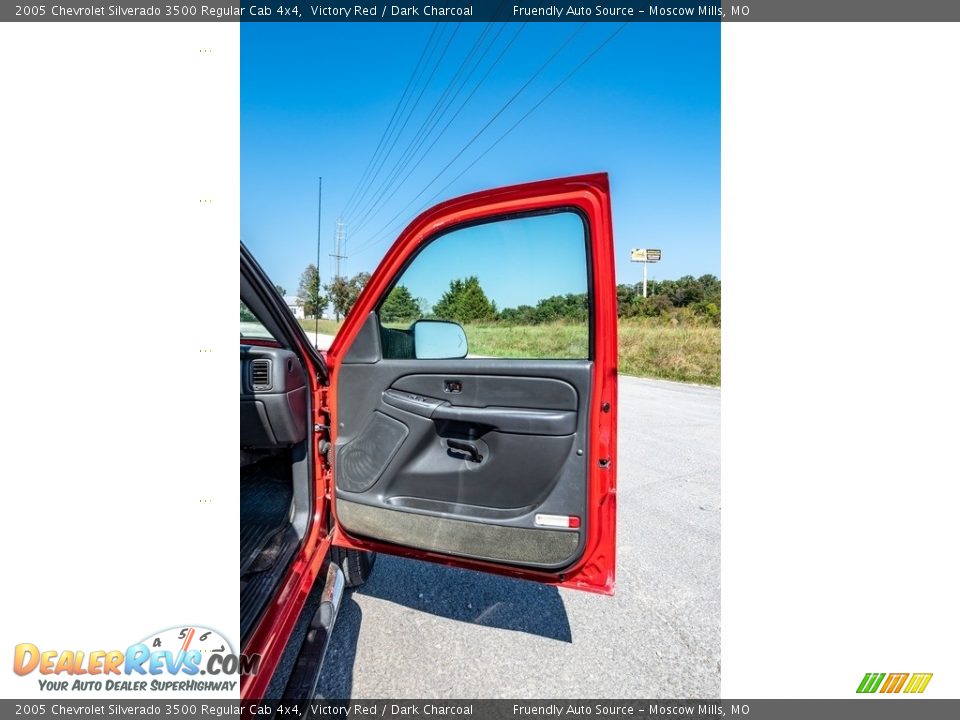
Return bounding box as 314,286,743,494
466,321,719,385
298,318,720,386
615,321,720,385
297,318,345,336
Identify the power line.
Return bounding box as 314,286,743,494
346,23,503,233
424,24,630,206
346,2,513,232
346,24,461,225
346,0,526,229
350,23,587,248
339,25,439,220
351,23,629,258
349,23,522,238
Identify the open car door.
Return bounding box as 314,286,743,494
325,173,617,594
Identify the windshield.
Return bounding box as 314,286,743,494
240,301,275,340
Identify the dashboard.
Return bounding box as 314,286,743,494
240,345,308,449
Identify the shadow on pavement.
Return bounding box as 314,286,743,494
316,554,571,699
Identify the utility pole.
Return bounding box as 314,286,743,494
315,177,322,338
330,219,348,278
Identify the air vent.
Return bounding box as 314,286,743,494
250,359,272,391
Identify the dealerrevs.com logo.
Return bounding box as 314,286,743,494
857,672,933,694
13,626,260,693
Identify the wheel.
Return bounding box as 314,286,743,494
331,546,376,588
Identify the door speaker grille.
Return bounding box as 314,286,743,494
337,412,408,493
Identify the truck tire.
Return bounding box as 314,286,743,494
332,547,376,588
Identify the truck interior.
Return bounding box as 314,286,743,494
239,341,311,641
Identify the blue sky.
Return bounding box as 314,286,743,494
398,212,587,309
241,22,719,299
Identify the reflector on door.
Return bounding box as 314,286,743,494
535,514,581,529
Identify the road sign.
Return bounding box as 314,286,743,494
631,248,661,262
630,249,662,298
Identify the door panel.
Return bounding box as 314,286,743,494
335,327,591,569
327,173,617,594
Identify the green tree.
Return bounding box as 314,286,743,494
664,275,704,307
273,283,287,297
325,271,371,320
498,293,587,324
380,284,421,323
433,276,496,324
297,265,324,318
616,284,637,317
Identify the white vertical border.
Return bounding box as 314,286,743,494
0,22,239,697
722,23,960,697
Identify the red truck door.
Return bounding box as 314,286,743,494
325,173,617,594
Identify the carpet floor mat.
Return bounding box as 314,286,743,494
241,525,299,642
240,460,299,642
240,464,294,575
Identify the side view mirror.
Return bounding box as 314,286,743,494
412,320,468,359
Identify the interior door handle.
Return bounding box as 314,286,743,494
447,439,483,463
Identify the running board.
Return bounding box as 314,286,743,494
282,561,346,700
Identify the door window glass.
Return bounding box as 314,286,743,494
377,211,589,360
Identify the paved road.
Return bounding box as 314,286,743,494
316,375,720,698
308,332,335,350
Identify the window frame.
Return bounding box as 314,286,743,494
372,206,596,361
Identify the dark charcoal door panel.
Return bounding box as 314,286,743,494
335,353,591,569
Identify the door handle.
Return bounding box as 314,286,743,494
447,439,483,463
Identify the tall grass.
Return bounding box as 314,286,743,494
296,318,345,336
295,317,720,385
467,320,720,385
466,324,589,359
616,320,720,385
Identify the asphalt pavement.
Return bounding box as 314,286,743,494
316,375,721,698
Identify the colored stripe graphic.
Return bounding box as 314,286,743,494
858,672,933,694
880,673,909,693
857,673,885,693
903,673,933,694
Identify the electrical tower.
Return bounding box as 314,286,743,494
330,219,348,278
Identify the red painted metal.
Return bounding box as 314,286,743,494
240,337,281,349
326,173,618,595
242,174,617,698
240,331,333,699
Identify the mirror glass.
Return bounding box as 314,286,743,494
413,320,468,359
